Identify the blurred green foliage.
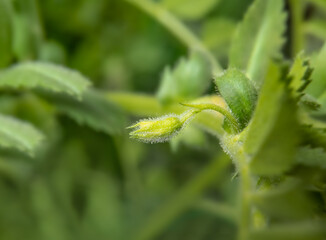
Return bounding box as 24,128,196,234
0,0,326,240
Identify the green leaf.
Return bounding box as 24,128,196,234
244,62,299,175
161,0,220,20
215,68,257,130
307,0,326,12
0,62,91,99
252,178,315,220
298,94,320,111
304,20,326,41
0,0,13,67
296,146,326,169
287,53,319,110
301,125,326,150
229,0,286,85
157,51,211,105
0,114,44,155
41,89,126,135
202,18,236,50
306,43,326,98
170,124,207,152
288,53,313,98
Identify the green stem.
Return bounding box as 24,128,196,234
181,102,240,133
124,0,222,75
289,0,303,57
222,136,252,240
106,92,225,137
238,151,251,240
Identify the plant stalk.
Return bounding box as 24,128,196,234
221,136,252,240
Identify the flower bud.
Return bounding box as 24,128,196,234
215,68,258,130
128,110,198,143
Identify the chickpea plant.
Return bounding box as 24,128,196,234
0,0,326,240
124,0,326,240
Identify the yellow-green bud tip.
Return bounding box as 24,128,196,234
127,111,197,143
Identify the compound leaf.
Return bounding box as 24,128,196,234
296,146,326,169
252,179,314,221
306,43,326,98
229,0,286,86
157,51,211,105
288,53,320,110
288,53,313,98
301,125,326,150
42,89,126,135
0,114,44,155
0,62,91,99
244,62,299,175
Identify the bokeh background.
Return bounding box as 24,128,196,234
0,0,326,239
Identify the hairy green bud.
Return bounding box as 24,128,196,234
128,110,198,143
215,68,258,130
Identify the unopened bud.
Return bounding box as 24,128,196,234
128,110,198,143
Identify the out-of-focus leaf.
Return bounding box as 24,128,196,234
287,53,319,110
288,53,313,98
250,220,326,240
39,41,67,64
0,0,13,68
307,43,326,98
244,62,299,175
0,114,44,155
157,51,211,105
42,90,126,135
0,62,91,99
304,20,326,40
252,178,315,220
0,152,33,181
170,124,207,152
296,146,326,169
298,94,320,111
202,18,236,50
307,0,326,12
161,0,220,20
229,0,286,85
301,125,326,150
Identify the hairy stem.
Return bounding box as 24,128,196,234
237,151,251,240
106,92,225,137
125,0,222,75
222,135,252,240
181,102,241,133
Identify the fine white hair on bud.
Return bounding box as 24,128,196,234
127,110,198,143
